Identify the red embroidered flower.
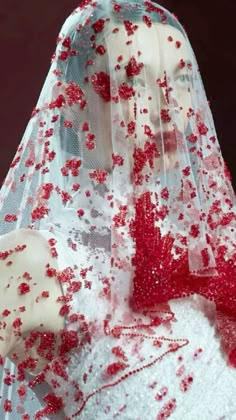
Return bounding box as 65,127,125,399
47,150,56,162
63,120,73,128
85,132,96,150
15,244,26,252
58,50,69,61
46,267,57,277
89,169,108,183
197,121,208,135
91,72,111,102
142,14,152,26
18,283,30,295
144,124,154,138
182,166,190,176
179,59,185,69
144,141,160,168
68,313,80,323
77,209,84,217
156,204,169,220
106,361,128,375
62,36,71,48
161,187,169,200
67,281,82,293
21,415,30,420
113,3,121,11
51,114,59,123
3,399,12,412
209,135,216,143
189,224,200,238
156,71,167,88
111,346,127,361
60,191,71,204
59,304,70,316
187,108,194,117
127,121,136,135
186,133,197,143
220,211,235,226
123,19,138,35
156,398,176,419
125,56,143,77
17,384,26,399
160,109,171,123
45,128,54,138
144,1,164,15
179,374,194,392
65,82,84,106
112,154,124,167
95,44,106,55
22,271,31,280
155,385,168,400
65,158,82,171
12,317,22,328
42,393,64,415
57,267,74,283
10,155,20,168
31,205,49,221
49,94,66,109
92,18,105,33
41,182,53,200
118,83,135,100
48,238,56,246
112,205,127,227
72,183,80,191
4,213,17,222
2,309,11,317
82,121,89,131
58,330,79,356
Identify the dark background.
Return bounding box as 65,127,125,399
0,0,235,189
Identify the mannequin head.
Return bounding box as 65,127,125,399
104,23,192,173
82,22,193,175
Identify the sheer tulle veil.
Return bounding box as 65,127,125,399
0,0,235,417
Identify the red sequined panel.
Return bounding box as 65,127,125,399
130,191,236,366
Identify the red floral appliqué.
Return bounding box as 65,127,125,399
118,83,135,100
125,56,143,77
91,72,111,102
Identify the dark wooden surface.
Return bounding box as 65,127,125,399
0,0,235,189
